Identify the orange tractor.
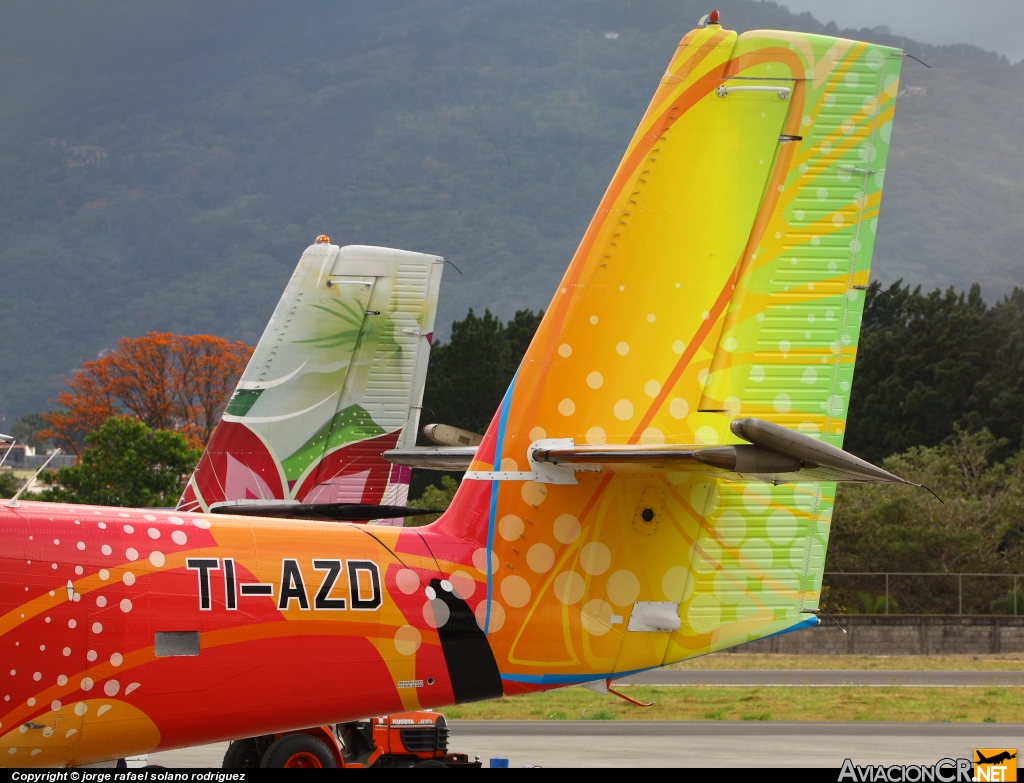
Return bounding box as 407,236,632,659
222,711,479,768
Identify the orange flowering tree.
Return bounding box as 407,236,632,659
42,333,253,453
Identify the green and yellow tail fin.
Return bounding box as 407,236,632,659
441,22,902,684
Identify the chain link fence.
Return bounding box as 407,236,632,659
821,573,1024,616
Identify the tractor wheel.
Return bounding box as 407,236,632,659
222,738,260,768
260,734,336,769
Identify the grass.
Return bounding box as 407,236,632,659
440,685,1024,723
668,654,1024,671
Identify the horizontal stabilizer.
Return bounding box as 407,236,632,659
531,417,913,486
384,447,476,471
209,501,440,521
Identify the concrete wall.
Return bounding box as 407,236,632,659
732,616,1024,655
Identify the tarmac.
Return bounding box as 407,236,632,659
146,720,1024,768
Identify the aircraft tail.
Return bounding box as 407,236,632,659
433,21,903,682
178,242,443,523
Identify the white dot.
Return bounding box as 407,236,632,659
586,426,606,445
104,680,120,697
143,514,157,521
76,542,85,551
39,645,45,651
832,213,844,227
81,677,94,691
553,514,581,544
27,697,35,706
98,522,106,529
669,398,688,419
123,572,136,586
640,427,665,445
557,399,575,416
147,528,160,540
821,140,832,154
92,623,102,634
74,702,87,716
580,542,611,576
32,672,41,682
586,371,604,389
101,545,112,556
845,71,859,88
67,620,76,629
774,393,792,413
123,525,134,534
168,516,185,526
396,569,420,594
696,426,719,445
644,380,661,397
51,700,61,711
647,313,655,323
149,551,165,568
125,548,138,561
171,530,188,545
779,339,791,354
817,188,829,201
62,648,71,657
87,650,97,662
557,343,572,358
51,563,57,570
193,518,211,530
701,311,710,320
795,209,805,221
53,539,60,545
619,285,625,291
590,315,599,324
99,569,109,580
614,399,634,420
528,426,546,441
75,566,83,575
672,340,685,354
750,365,765,382
616,341,629,356
96,596,107,608
120,599,133,613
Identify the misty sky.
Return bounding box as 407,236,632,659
776,0,1024,61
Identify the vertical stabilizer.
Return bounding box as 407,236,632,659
178,243,443,521
434,23,901,684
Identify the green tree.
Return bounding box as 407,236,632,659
40,416,200,507
406,475,459,526
412,308,543,500
422,308,544,437
847,282,1024,463
11,413,53,451
827,428,1024,614
0,471,18,499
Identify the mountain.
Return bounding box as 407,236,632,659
2,0,1023,421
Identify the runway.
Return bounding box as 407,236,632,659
146,721,1024,768
619,670,1024,687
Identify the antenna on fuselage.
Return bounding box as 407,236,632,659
5,448,62,509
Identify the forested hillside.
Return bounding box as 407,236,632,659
2,0,1024,423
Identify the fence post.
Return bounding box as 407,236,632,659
885,574,889,615
958,574,963,616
